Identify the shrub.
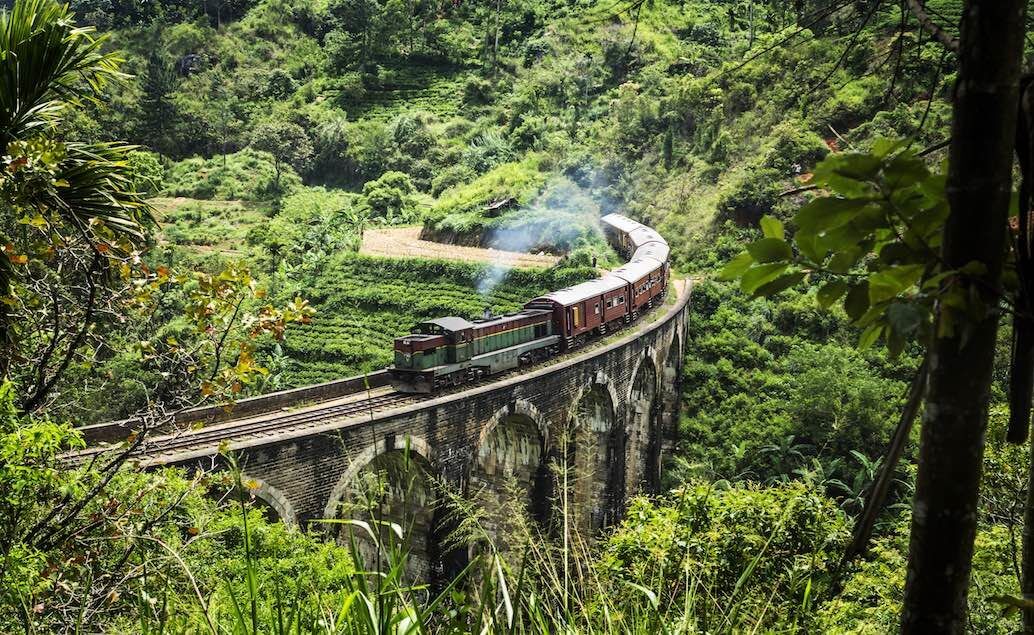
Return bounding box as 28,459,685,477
248,186,359,271
761,121,829,175
715,167,782,226
427,154,547,234
462,130,515,174
164,148,302,200
599,481,849,631
127,150,165,196
430,163,476,197
463,75,494,105
358,171,418,223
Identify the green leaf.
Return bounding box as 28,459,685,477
878,241,919,266
883,153,928,188
753,271,805,297
741,262,789,295
747,238,792,264
718,251,754,281
794,197,870,234
811,153,883,197
871,137,908,158
959,260,988,277
844,282,870,321
828,247,863,274
886,302,923,338
887,329,906,358
868,264,924,304
858,323,883,350
760,215,784,240
796,232,823,263
815,222,869,255
817,280,848,309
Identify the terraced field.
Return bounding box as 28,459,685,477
278,254,595,386
153,197,263,256
333,66,473,122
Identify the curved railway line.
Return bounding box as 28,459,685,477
67,283,685,467
69,391,427,465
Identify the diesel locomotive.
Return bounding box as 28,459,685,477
388,214,671,394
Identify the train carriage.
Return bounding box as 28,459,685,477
601,213,643,258
524,276,628,348
626,226,665,251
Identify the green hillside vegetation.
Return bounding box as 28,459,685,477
7,0,1029,632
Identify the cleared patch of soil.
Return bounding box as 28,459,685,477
361,226,560,268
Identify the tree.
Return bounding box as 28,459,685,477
139,48,179,156
326,0,379,69
719,0,1028,628
900,3,1024,630
0,0,152,407
359,170,416,222
249,120,313,193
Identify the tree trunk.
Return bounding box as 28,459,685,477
0,253,12,378
1018,75,1034,635
901,1,1026,632
1025,439,1034,632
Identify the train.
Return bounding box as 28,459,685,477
387,214,671,394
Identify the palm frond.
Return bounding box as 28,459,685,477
0,0,125,144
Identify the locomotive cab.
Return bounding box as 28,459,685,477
393,333,447,370
394,317,474,369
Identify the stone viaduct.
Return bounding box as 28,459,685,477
78,281,691,578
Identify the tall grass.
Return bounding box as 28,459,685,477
129,445,829,634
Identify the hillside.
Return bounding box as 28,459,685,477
5,0,1029,632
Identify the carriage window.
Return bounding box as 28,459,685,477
534,323,547,337
424,347,437,355
572,305,582,328
618,296,625,304
594,303,600,315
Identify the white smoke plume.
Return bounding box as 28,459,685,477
475,176,605,299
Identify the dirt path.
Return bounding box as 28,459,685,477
360,226,560,268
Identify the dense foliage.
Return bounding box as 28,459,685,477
9,0,1032,631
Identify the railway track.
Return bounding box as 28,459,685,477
68,281,685,467
68,391,424,464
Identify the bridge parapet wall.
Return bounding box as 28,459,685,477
78,371,391,445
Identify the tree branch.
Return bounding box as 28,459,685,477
838,356,927,571
22,251,103,413
907,0,959,53
210,293,246,380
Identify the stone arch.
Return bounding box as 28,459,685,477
323,435,437,581
568,370,621,423
625,346,661,404
627,351,662,495
567,375,623,532
240,474,297,528
652,330,685,488
470,400,552,539
477,399,548,451
323,435,434,519
673,326,685,364
663,330,684,384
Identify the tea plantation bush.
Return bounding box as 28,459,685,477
273,254,596,384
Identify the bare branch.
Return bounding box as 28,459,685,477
907,0,959,53
21,251,103,413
